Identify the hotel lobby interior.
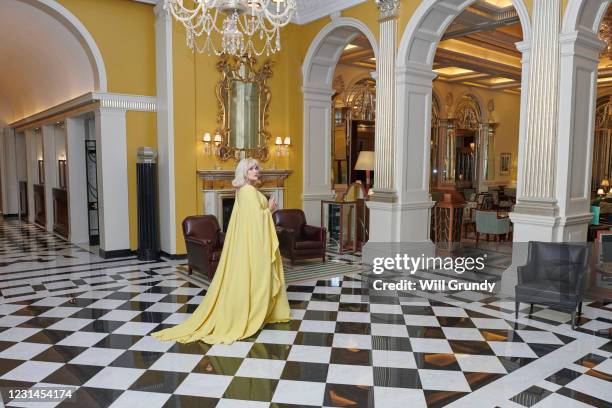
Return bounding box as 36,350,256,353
0,0,610,407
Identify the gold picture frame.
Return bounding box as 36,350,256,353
215,55,273,162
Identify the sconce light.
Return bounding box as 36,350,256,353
37,159,45,185
283,136,291,156
275,136,283,157
58,157,67,189
598,188,605,196
213,133,223,155
203,132,212,156
469,142,475,151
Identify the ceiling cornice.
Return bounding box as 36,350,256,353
133,0,369,25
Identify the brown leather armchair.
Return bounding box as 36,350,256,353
272,209,327,264
182,215,225,280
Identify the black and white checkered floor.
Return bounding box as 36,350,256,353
0,219,610,407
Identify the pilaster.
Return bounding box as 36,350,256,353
41,125,57,232
95,107,130,256
155,2,177,255
66,118,89,243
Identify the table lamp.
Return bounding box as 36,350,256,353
354,151,375,193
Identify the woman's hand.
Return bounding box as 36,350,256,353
268,196,278,211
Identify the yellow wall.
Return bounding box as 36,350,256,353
58,0,157,249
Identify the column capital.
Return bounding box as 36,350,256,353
376,0,400,22
154,1,169,19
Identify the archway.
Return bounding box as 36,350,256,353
393,0,531,242
0,0,107,124
553,0,612,241
0,0,107,237
301,17,379,224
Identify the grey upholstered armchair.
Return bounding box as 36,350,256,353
514,242,589,330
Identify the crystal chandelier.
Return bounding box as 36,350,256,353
164,0,297,57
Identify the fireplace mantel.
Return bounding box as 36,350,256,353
197,169,293,229
197,169,292,188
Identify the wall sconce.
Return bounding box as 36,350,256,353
214,133,222,155
37,159,45,185
58,158,67,189
469,142,475,151
203,132,212,156
275,136,283,156
283,136,291,156
598,188,605,196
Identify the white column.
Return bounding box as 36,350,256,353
24,130,37,223
0,128,19,215
363,0,436,261
302,86,335,225
365,0,404,248
95,108,130,256
372,0,399,198
394,64,437,242
42,125,57,231
155,3,177,255
66,118,89,243
553,31,605,241
510,0,562,242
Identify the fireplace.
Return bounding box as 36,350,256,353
197,169,292,228
221,197,235,231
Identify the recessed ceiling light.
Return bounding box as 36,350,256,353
433,67,474,76
483,0,513,8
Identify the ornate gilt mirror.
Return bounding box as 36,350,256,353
215,55,273,161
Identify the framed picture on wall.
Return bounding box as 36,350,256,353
500,153,511,176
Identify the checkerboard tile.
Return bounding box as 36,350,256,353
0,219,611,407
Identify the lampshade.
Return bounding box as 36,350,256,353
598,188,605,195
283,136,291,145
275,136,282,145
354,151,375,171
214,134,222,143
602,179,610,187
203,132,211,142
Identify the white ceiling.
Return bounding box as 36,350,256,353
0,0,95,124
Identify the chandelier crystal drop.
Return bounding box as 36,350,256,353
164,0,297,57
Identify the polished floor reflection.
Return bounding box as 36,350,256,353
0,219,609,407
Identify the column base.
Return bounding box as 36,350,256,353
302,192,334,226
363,199,435,265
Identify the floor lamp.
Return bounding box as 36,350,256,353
354,151,375,194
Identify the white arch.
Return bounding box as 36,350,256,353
301,17,378,224
390,0,531,244
20,0,107,91
397,0,531,68
302,17,379,89
562,0,610,35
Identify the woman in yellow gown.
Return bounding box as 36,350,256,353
152,158,291,344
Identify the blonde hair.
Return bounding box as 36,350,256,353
232,158,259,188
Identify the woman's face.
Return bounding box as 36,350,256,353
247,163,260,183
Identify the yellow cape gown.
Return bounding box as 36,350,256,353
151,184,291,344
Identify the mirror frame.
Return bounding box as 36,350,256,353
215,55,273,162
